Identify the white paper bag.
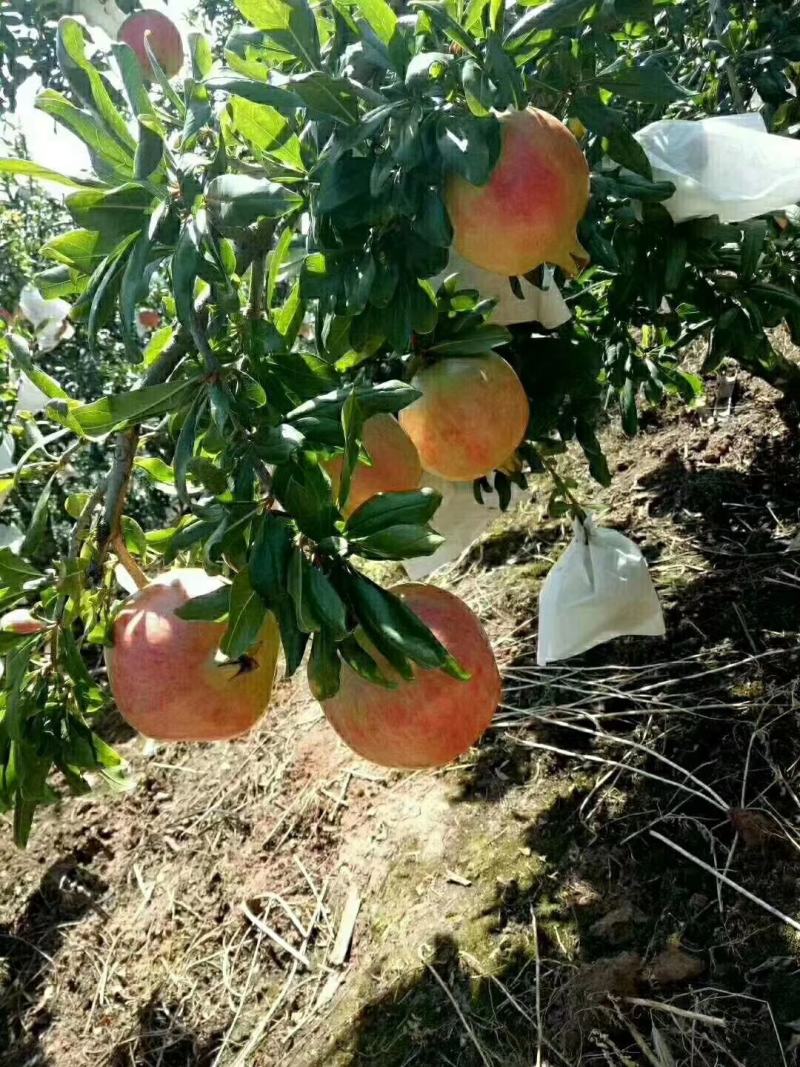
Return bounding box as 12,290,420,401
537,516,665,665
431,251,572,328
635,113,800,224
403,473,527,580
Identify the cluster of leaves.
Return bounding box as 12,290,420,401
2,0,800,843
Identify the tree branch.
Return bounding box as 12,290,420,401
97,327,192,564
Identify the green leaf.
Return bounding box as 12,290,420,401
596,59,692,105
35,90,133,181
64,378,202,439
250,513,293,605
304,563,348,639
174,393,205,505
337,387,364,514
206,175,303,231
121,516,147,557
175,584,230,621
221,568,267,659
283,72,359,123
65,184,153,238
352,0,398,46
20,476,55,558
351,524,445,560
307,628,341,700
345,570,469,679
338,634,396,688
228,97,305,171
344,488,442,537
286,380,420,424
206,74,302,111
412,2,480,57
119,231,154,361
135,456,175,485
437,113,500,185
6,334,68,401
462,59,495,117
485,29,524,109
428,323,510,355
268,226,295,310
57,17,138,154
505,0,593,43
0,550,42,588
0,157,89,189
235,0,321,67
573,95,652,178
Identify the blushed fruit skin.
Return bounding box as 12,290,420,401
119,10,183,80
446,107,590,277
399,354,529,481
0,609,45,635
325,413,422,517
105,569,279,742
320,583,501,769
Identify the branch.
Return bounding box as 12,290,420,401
97,327,192,564
248,250,267,319
709,0,746,112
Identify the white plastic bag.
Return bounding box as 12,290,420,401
403,473,527,580
431,251,572,328
537,516,665,665
635,113,800,224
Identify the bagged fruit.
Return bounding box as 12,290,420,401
403,474,527,580
432,252,571,328
537,516,665,665
635,113,800,224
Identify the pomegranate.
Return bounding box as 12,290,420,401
399,354,529,481
119,10,183,81
445,107,590,277
325,413,422,517
106,569,279,742
318,583,500,768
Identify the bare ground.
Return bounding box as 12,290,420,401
3,369,800,1066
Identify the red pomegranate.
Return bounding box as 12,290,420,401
445,107,590,277
119,10,183,81
318,583,500,768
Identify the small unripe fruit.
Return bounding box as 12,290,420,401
0,608,45,635
325,413,422,517
106,569,279,742
399,354,529,481
119,10,183,81
318,583,500,768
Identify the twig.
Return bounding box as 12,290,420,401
650,831,800,934
709,0,746,112
241,903,312,970
623,996,727,1028
420,950,492,1067
248,250,267,319
96,328,191,564
112,534,148,590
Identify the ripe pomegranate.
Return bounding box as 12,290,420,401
318,583,500,768
325,413,422,517
445,107,590,277
0,608,45,635
105,569,279,742
119,10,183,80
399,354,529,481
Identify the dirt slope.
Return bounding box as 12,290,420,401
3,372,800,1066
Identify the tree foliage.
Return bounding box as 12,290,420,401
2,0,800,843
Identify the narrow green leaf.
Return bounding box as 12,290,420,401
221,568,267,659
307,628,341,700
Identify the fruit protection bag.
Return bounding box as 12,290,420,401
537,516,665,665
634,113,800,224
432,252,571,328
403,474,527,580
